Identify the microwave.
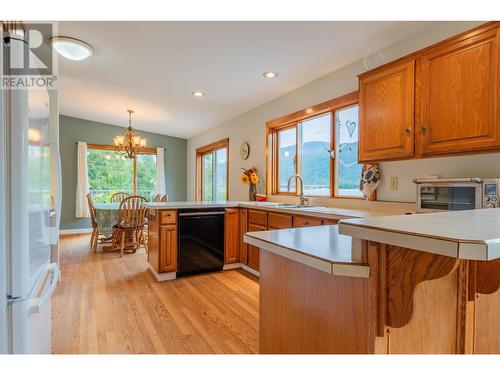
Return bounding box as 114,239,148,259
414,177,500,213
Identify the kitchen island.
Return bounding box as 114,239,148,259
245,208,500,354
144,201,403,281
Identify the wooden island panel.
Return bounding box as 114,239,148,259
258,239,500,354
260,250,370,354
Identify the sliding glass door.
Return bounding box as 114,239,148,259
197,139,229,201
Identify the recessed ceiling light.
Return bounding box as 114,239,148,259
49,36,93,61
192,91,205,97
263,71,278,79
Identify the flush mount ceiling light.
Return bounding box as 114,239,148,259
263,71,278,79
49,36,93,61
192,91,205,97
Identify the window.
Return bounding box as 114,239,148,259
335,105,363,197
136,153,158,199
196,138,229,201
87,145,158,203
301,113,331,196
277,126,297,193
268,92,363,198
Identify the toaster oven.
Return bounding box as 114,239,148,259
414,177,500,213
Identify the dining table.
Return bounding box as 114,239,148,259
93,202,121,238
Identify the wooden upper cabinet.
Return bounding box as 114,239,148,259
359,59,415,162
418,28,500,156
224,208,239,264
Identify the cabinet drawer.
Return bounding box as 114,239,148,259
159,210,177,225
293,216,322,228
322,219,339,225
268,212,292,229
248,209,268,226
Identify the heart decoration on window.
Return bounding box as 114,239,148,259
346,120,357,138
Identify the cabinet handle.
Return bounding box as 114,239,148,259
421,126,428,134
405,128,411,135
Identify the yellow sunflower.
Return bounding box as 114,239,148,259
240,174,250,185
250,173,259,184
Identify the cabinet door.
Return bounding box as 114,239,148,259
359,59,415,162
239,209,249,264
419,28,500,155
159,224,177,273
224,208,239,264
247,223,266,271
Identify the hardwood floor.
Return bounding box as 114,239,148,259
52,234,259,354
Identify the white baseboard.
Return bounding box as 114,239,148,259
240,263,260,277
223,262,260,277
147,262,257,282
59,228,93,235
147,264,177,281
223,263,241,271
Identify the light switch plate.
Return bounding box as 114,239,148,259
390,176,398,191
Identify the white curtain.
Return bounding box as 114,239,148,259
156,147,167,196
75,141,89,217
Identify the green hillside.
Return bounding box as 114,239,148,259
279,141,362,190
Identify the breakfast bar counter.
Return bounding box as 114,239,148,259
244,225,369,277
247,208,500,354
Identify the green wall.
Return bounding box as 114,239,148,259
59,115,187,230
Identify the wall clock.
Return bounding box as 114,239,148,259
240,141,250,160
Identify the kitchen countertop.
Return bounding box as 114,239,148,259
144,200,408,220
244,226,369,278
339,208,500,261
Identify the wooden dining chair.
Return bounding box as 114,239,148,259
153,194,161,202
112,195,148,256
87,193,108,252
160,194,168,202
110,192,130,203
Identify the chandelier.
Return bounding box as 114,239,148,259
113,109,147,159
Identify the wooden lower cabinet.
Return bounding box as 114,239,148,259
147,209,178,275
224,208,239,264
239,209,248,264
158,224,177,273
247,223,266,271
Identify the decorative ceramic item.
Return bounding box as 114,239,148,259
360,164,381,199
241,166,259,201
240,141,250,160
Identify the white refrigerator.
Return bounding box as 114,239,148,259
1,32,61,354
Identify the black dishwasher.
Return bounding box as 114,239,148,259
177,207,225,276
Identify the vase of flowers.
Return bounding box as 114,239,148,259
241,167,259,201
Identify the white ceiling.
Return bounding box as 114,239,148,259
57,21,435,139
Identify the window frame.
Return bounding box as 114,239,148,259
275,123,298,195
87,144,157,196
195,138,229,201
266,91,369,199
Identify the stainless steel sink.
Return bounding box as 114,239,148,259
276,204,320,209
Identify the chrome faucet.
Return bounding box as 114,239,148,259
287,174,309,206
